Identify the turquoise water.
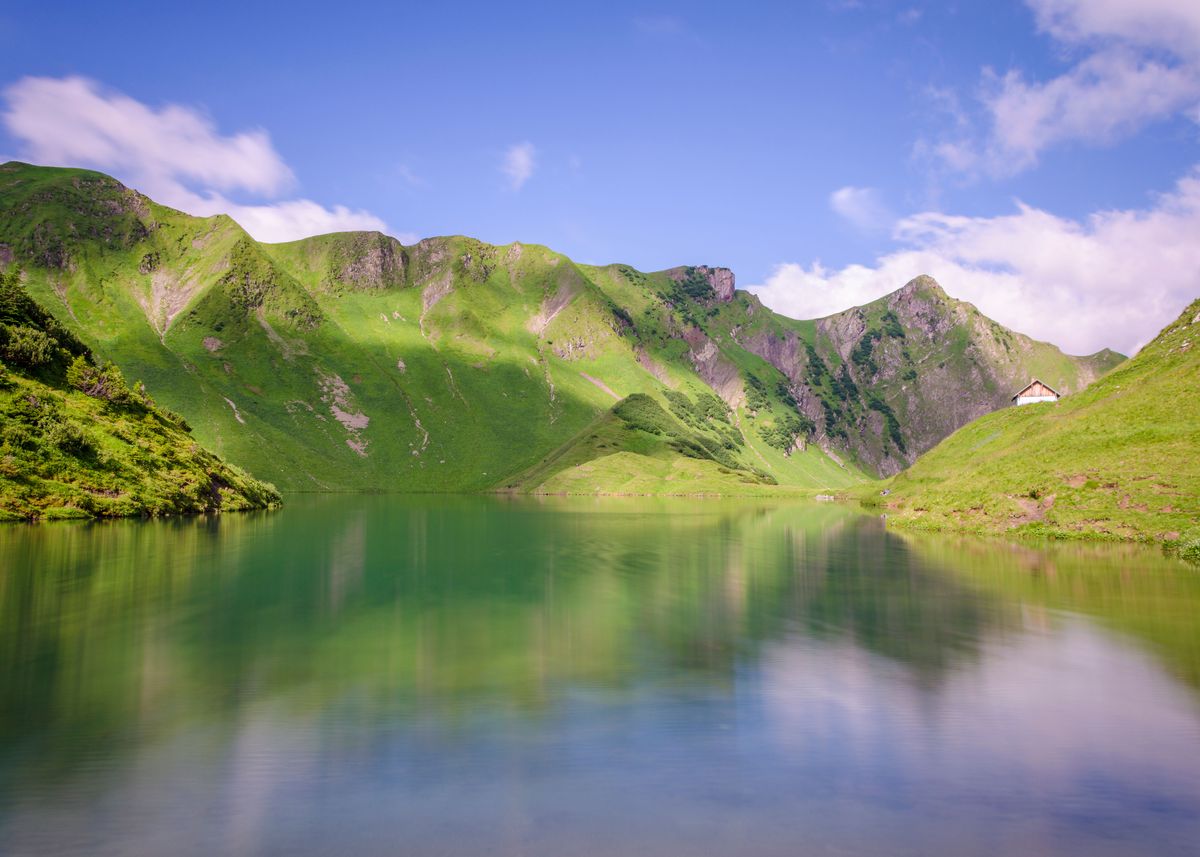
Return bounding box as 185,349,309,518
1,495,1198,855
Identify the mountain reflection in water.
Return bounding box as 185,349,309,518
1,495,1197,856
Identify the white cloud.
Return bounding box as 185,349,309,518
184,194,389,244
750,165,1200,355
1,76,389,242
1029,0,1200,56
830,185,893,231
982,50,1200,173
501,141,536,190
927,1,1200,176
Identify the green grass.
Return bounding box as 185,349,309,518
503,393,861,496
870,297,1200,553
0,270,279,521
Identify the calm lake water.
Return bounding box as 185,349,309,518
1,496,1199,856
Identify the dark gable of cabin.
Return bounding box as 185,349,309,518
1012,379,1060,400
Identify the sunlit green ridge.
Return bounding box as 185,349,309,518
0,162,1122,499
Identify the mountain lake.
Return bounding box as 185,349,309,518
1,495,1198,856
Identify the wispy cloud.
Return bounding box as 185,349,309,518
752,164,1200,354
830,185,893,231
395,163,426,188
921,1,1200,178
1,76,389,242
501,141,536,190
981,50,1200,174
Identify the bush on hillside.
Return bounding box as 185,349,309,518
1179,528,1200,564
0,324,55,368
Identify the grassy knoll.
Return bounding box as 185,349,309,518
867,297,1200,558
503,393,859,495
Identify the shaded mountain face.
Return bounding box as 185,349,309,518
0,162,1122,489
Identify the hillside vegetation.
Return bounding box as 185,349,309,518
0,270,280,520
0,162,1120,495
504,392,854,495
873,297,1200,556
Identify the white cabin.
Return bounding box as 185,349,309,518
1012,379,1060,406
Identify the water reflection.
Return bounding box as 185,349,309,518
0,496,1198,856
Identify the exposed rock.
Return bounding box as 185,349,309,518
580,372,620,400
636,347,674,386
145,268,205,335
528,267,582,335
738,274,1123,476
223,397,246,424
682,326,744,407
326,232,406,290
316,368,370,455
406,237,452,289
666,265,736,302
421,271,454,315
742,329,804,380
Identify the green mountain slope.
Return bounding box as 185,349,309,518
0,162,1121,492
504,392,854,495
0,271,279,521
874,297,1200,552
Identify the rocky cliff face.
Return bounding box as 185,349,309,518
666,265,736,302
327,231,407,290
735,275,1124,475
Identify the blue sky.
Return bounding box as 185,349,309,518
1,0,1198,353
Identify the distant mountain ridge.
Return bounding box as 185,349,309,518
0,162,1124,494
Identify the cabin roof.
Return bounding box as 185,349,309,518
1011,378,1060,400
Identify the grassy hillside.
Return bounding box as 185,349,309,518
872,297,1200,556
504,392,861,495
0,162,1119,493
0,271,279,521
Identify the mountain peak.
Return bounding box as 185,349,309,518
897,274,945,297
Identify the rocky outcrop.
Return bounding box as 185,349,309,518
737,274,1125,477
666,265,736,302
682,326,744,407
327,232,407,290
